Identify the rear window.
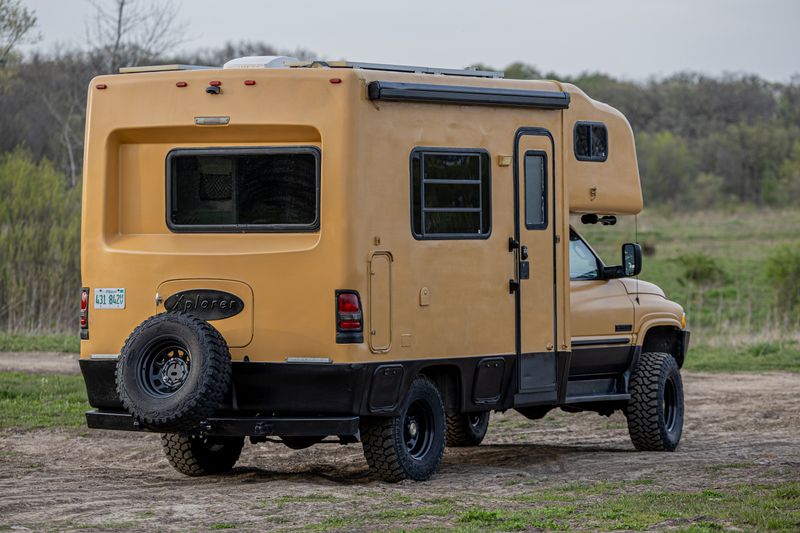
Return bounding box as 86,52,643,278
167,147,320,232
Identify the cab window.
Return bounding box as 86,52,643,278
570,230,600,280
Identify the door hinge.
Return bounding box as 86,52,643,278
509,279,520,294
508,237,519,252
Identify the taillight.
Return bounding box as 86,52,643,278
336,290,363,344
80,287,89,339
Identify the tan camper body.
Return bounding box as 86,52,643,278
79,60,688,481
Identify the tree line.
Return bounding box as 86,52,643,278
0,0,798,332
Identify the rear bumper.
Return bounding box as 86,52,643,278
85,409,360,437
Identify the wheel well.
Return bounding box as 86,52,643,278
419,365,461,415
641,326,686,368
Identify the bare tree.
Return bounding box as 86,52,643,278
0,0,38,69
86,0,187,73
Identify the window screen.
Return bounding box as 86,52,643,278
411,149,491,239
574,122,608,162
524,152,547,229
167,147,319,232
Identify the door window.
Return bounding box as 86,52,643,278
523,151,547,229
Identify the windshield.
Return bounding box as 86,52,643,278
570,230,600,280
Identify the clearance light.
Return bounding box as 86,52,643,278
209,80,222,86
244,80,256,86
329,78,342,84
176,81,188,87
95,84,107,90
681,313,687,329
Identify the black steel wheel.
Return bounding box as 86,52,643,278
625,351,685,451
360,375,446,482
116,312,231,432
162,433,244,476
446,411,490,447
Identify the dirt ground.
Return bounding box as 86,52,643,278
0,357,798,531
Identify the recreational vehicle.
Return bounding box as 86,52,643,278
79,57,690,481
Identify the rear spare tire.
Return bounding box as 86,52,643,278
116,312,231,432
625,351,684,451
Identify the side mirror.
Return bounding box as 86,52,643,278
622,243,642,277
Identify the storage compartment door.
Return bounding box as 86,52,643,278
368,252,392,353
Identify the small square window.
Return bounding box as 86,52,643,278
410,149,491,239
574,122,608,162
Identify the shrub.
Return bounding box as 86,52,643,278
676,252,729,287
765,245,800,317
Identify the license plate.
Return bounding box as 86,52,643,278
94,288,126,309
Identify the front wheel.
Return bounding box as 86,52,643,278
625,352,684,451
162,434,244,476
361,376,446,482
446,411,490,447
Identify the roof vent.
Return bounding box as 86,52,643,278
223,56,299,69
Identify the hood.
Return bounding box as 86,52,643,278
618,278,666,298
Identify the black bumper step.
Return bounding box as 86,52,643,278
85,409,360,437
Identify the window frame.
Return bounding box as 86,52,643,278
523,149,548,230
165,146,321,233
569,228,605,281
409,147,492,240
573,121,609,162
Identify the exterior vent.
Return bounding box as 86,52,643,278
223,56,299,69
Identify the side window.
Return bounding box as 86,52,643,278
411,149,491,239
569,230,601,280
574,122,608,162
524,151,547,229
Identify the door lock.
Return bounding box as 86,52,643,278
520,245,529,260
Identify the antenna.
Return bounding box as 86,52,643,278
635,214,640,304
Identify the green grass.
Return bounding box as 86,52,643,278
0,371,88,429
0,332,79,353
686,340,800,372
452,482,800,532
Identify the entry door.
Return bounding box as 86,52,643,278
512,131,558,402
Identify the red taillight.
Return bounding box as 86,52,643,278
338,293,360,314
336,290,363,343
80,288,89,338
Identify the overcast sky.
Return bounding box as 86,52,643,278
22,0,800,81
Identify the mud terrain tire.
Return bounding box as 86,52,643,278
361,375,446,482
116,312,231,432
446,412,489,447
626,351,684,451
162,434,244,476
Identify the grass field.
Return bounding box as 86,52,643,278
0,372,87,429
577,208,800,337
0,332,79,353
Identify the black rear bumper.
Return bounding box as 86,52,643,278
85,409,360,437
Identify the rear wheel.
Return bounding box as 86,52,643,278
361,376,446,482
446,411,489,447
161,433,244,476
625,352,684,451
